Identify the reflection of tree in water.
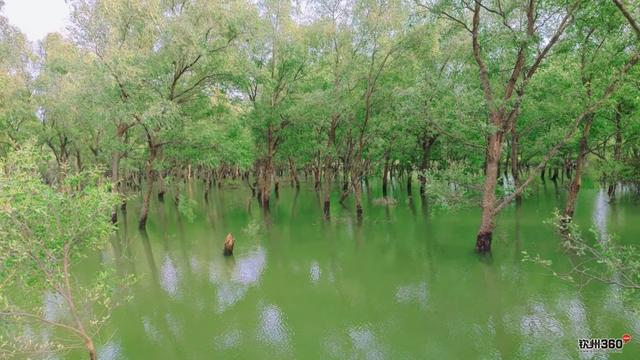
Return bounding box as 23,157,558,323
140,230,158,284
209,247,267,313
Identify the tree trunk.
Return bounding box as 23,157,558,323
157,170,165,202
110,124,127,224
418,135,436,195
313,164,321,190
564,114,593,220
511,127,520,202
354,174,363,221
382,153,389,197
259,125,276,208
86,339,97,360
608,104,623,198
406,170,412,196
110,150,121,224
476,131,503,253
289,157,299,188
139,143,157,231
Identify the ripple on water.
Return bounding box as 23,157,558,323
98,341,124,360
209,247,267,313
214,329,242,350
394,281,428,309
348,325,386,360
310,261,321,284
160,255,181,299
258,304,290,348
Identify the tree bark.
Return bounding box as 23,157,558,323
608,104,623,198
418,134,436,195
382,152,390,197
289,157,299,188
354,174,363,221
511,126,520,202
110,124,128,224
139,137,157,230
564,113,594,220
87,339,97,360
259,124,276,208
476,129,503,253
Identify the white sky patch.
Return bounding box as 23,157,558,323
3,0,71,42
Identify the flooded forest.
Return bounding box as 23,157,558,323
1,0,640,359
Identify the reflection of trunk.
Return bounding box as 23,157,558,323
608,105,622,198
406,170,412,196
382,152,390,197
476,130,503,253
564,113,593,220
550,167,559,183
139,136,157,230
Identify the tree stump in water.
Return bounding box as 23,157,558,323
223,233,234,256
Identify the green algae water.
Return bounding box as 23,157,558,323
67,181,639,359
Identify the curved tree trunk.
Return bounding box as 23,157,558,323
476,130,503,253
564,113,594,220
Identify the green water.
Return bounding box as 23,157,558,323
72,181,639,359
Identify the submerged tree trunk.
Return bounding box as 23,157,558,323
139,136,157,230
258,124,277,208
110,150,121,224
564,113,594,220
418,134,436,195
382,152,390,197
476,130,503,253
157,169,165,202
87,340,97,360
608,104,623,199
354,174,363,221
289,157,299,188
110,124,128,224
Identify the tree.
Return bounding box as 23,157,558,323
0,145,129,360
0,3,34,155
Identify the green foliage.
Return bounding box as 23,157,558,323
423,161,483,211
523,210,640,312
0,144,131,355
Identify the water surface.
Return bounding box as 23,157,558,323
73,181,640,359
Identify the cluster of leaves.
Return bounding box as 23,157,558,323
0,144,132,356
523,209,640,312
423,161,483,211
